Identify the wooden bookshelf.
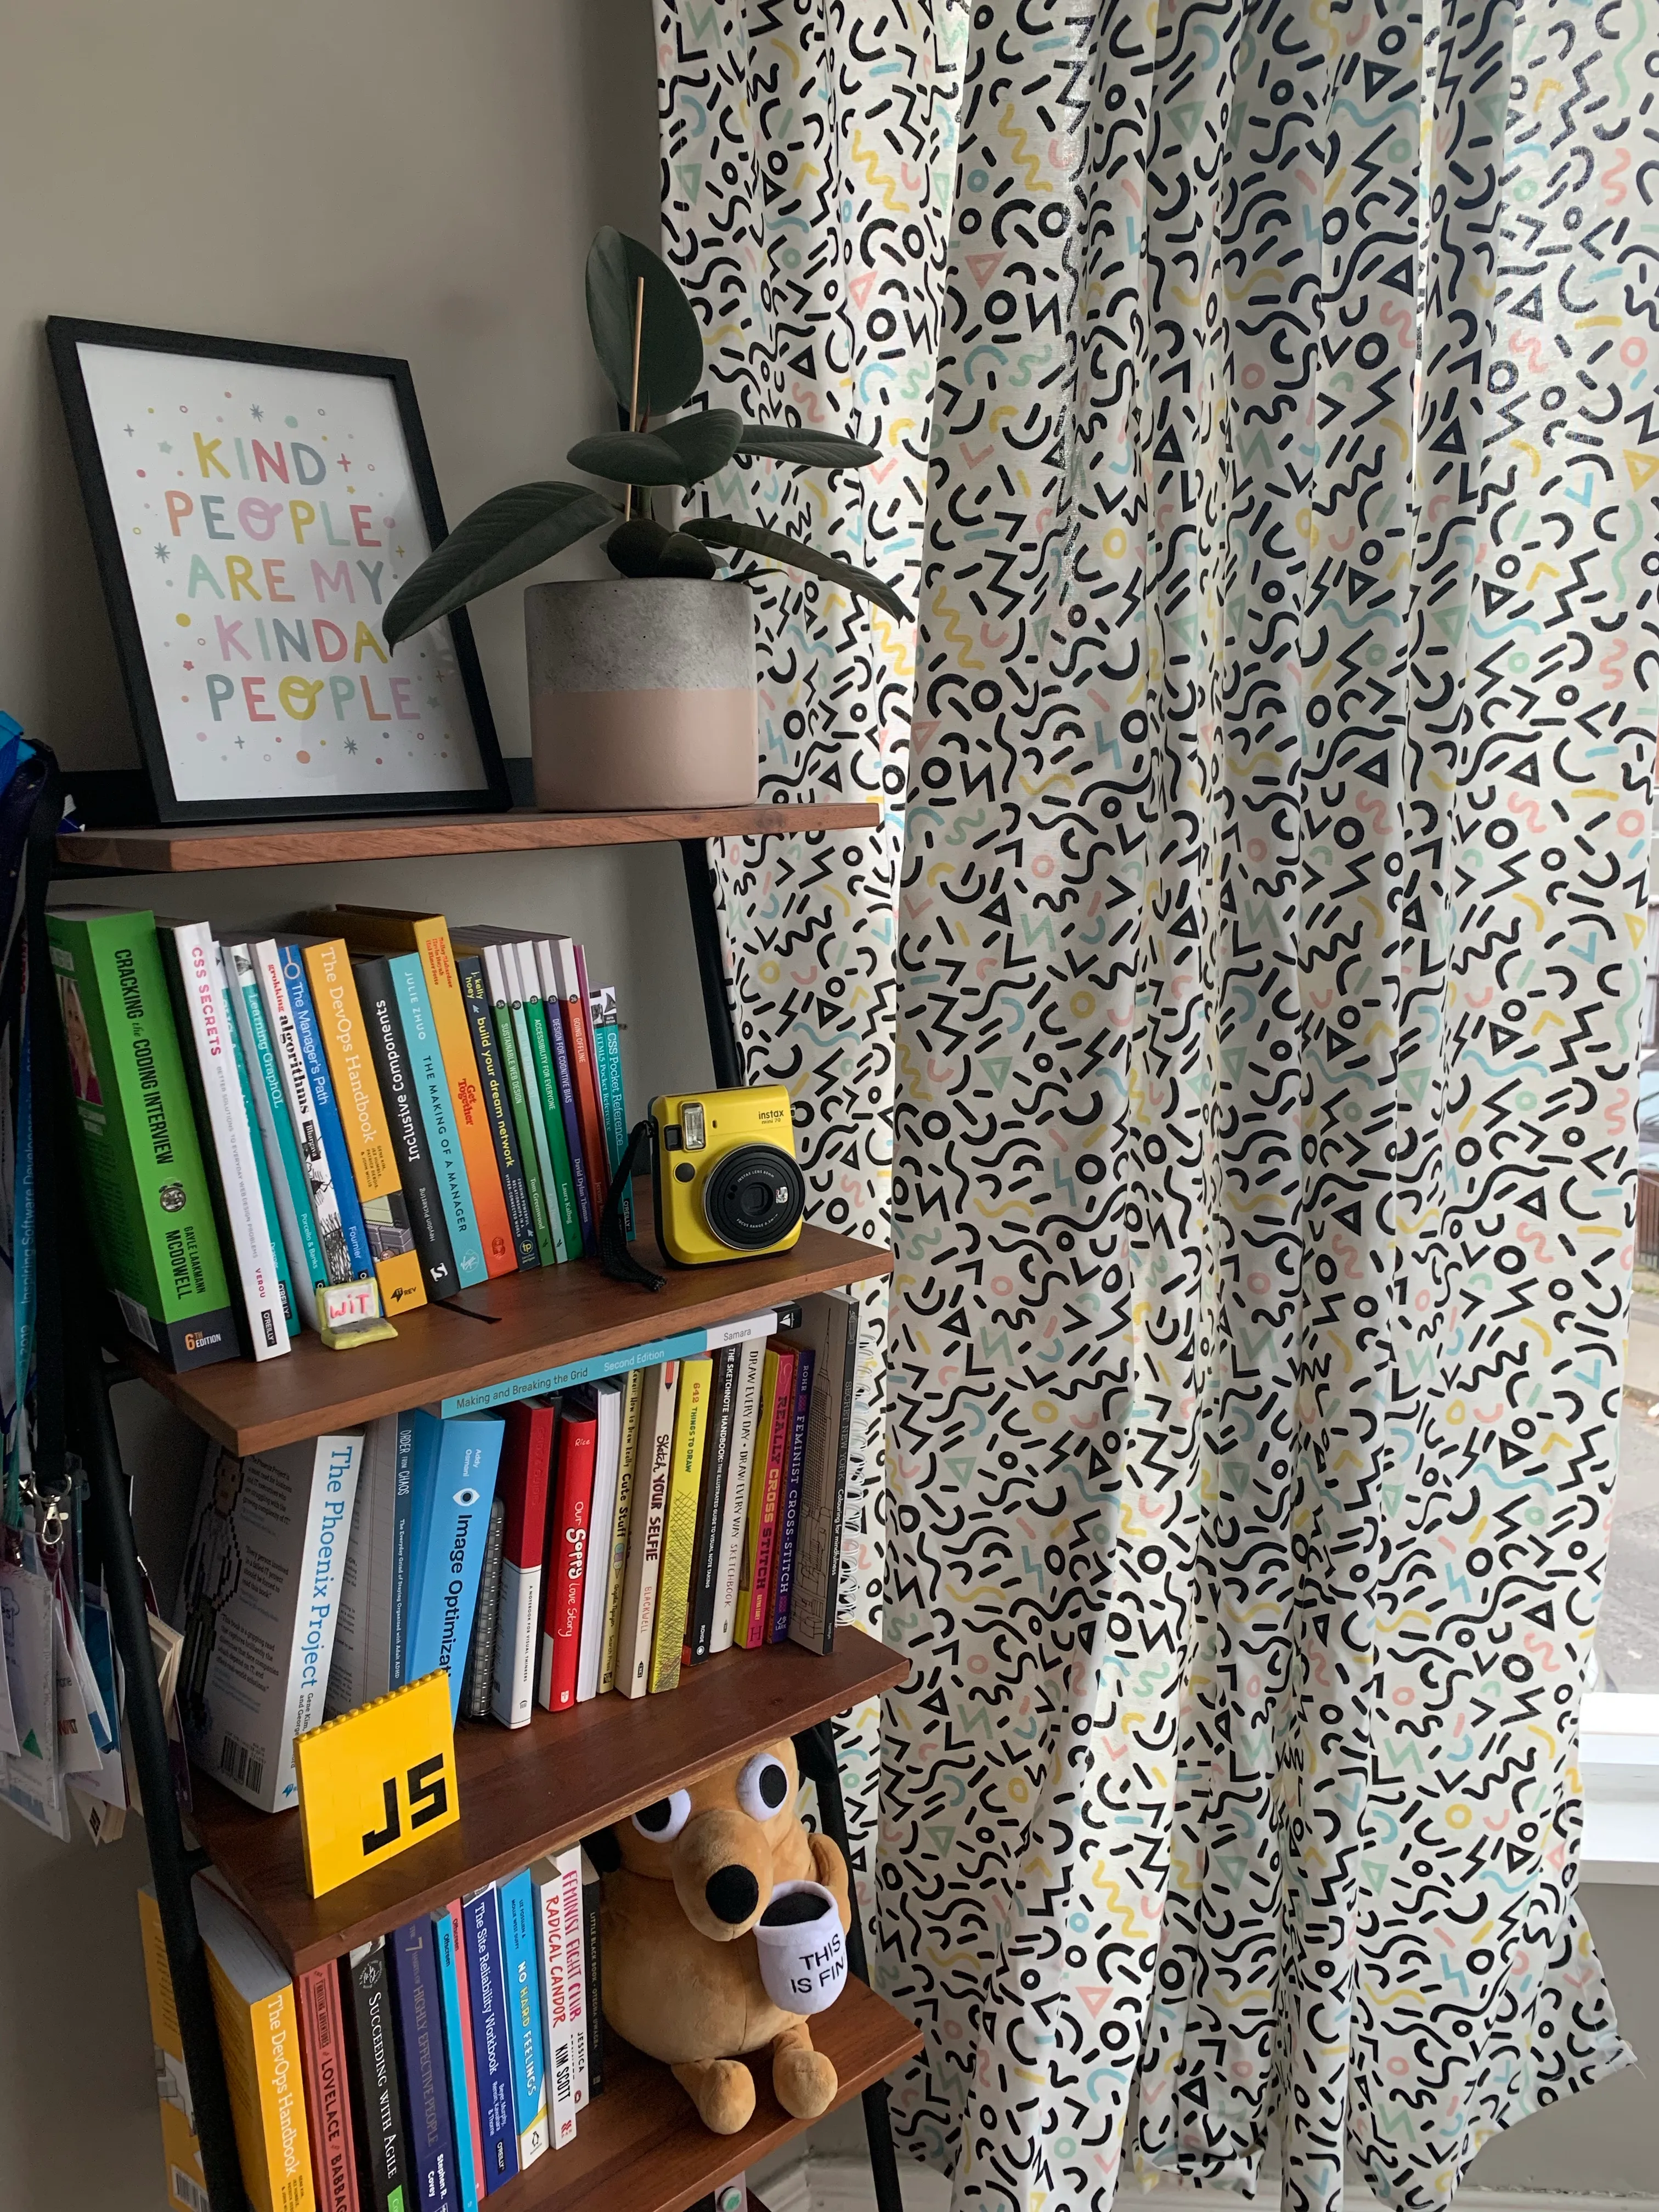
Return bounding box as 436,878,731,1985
115,1224,891,1457
486,1984,919,2212
58,800,880,874
188,1629,907,1974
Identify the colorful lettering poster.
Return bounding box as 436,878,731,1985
50,321,507,822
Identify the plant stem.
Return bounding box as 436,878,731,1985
624,273,646,522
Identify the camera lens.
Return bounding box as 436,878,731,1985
702,1143,805,1251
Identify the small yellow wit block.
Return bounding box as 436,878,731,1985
295,1671,459,1898
315,1278,399,1351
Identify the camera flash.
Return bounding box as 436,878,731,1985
681,1102,707,1149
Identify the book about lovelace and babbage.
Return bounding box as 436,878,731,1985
174,1431,364,1812
48,906,237,1370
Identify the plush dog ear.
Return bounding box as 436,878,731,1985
583,1825,622,1875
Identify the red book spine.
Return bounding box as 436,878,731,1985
446,1900,486,2203
298,1962,360,2212
558,990,611,1215
499,1399,556,1568
538,1407,597,1710
743,1349,795,1650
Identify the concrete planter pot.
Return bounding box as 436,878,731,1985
524,578,758,811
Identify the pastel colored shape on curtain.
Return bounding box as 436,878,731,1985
660,0,1657,2205
656,0,966,1911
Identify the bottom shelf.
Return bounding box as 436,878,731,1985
487,1977,920,2212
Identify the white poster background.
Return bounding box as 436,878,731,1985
75,342,491,808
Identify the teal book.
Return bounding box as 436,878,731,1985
433,1906,482,2212
222,939,328,1306
390,952,487,1289
281,944,374,1280
221,954,299,1336
405,1410,506,1718
498,1868,549,2170
588,982,633,1239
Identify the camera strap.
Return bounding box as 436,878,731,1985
597,1118,667,1293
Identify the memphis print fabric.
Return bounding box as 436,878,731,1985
881,0,1655,2205
657,1,964,1908
660,0,1657,2204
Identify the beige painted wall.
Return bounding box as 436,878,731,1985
0,5,707,2207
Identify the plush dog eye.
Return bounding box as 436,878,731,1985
735,1753,792,1822
631,1789,691,1842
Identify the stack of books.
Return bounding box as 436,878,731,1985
140,1852,603,2212
47,901,633,1370
170,1289,857,1815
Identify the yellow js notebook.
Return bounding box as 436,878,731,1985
193,1874,316,2212
301,939,427,1316
648,1356,712,1692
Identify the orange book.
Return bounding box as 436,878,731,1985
306,906,516,1276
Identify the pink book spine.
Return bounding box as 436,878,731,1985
446,1900,487,2202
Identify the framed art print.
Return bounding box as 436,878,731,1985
47,317,511,825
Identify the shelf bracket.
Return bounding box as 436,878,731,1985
681,838,744,1091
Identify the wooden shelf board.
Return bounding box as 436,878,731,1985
57,801,880,874
113,1225,891,1457
186,1628,907,1976
486,1982,920,2212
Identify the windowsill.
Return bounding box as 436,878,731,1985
1581,1692,1659,1884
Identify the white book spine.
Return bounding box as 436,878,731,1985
616,1364,679,1699
326,1415,395,1718
168,923,287,1361
710,1338,767,1654
531,1859,578,2151
251,937,350,1285
490,1557,541,1728
277,1434,363,1802
558,1847,588,2111
221,941,317,1329
529,935,564,1024
575,1384,622,1702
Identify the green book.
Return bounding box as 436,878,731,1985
474,945,556,1265
48,906,236,1370
515,967,583,1261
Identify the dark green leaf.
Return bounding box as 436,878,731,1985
681,516,912,624
585,227,704,421
604,517,673,577
734,424,882,469
654,409,743,484
567,431,695,487
655,531,719,580
381,482,613,645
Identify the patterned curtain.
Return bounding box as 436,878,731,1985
656,1,964,1898
661,0,1657,2205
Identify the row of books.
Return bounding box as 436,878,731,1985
141,1851,603,2212
48,899,631,1371
176,1292,856,1815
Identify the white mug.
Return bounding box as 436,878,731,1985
753,1880,849,2016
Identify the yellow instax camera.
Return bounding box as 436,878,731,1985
650,1084,805,1267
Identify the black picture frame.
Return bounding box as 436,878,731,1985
46,315,511,826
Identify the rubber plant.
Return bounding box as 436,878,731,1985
381,228,908,648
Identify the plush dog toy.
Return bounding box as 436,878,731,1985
585,1735,851,2134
